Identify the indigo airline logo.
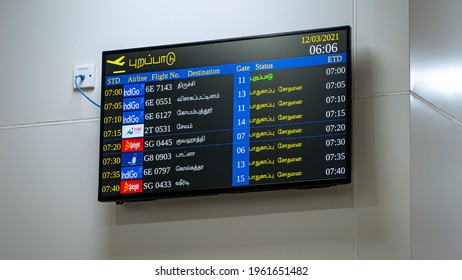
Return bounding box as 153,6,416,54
123,97,144,111
122,138,144,152
123,110,144,125
122,124,144,139
121,166,143,180
120,180,143,194
124,83,145,97
122,152,143,167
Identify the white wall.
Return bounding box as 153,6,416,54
410,0,462,259
0,0,411,259
355,0,411,259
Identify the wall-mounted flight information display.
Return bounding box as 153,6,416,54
99,26,351,203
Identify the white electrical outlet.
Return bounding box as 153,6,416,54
73,64,96,89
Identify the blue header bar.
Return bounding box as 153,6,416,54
105,53,347,86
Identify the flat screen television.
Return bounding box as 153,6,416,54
99,26,351,203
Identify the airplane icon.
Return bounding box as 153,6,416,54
106,56,125,66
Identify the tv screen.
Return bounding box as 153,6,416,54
99,26,351,203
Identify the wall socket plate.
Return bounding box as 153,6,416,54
73,64,95,89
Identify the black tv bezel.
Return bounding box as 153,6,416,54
98,25,352,203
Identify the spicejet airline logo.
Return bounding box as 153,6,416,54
121,180,142,194
122,138,144,152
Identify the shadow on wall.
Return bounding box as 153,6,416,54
354,38,379,209
113,185,354,225
100,42,388,260
109,40,385,226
